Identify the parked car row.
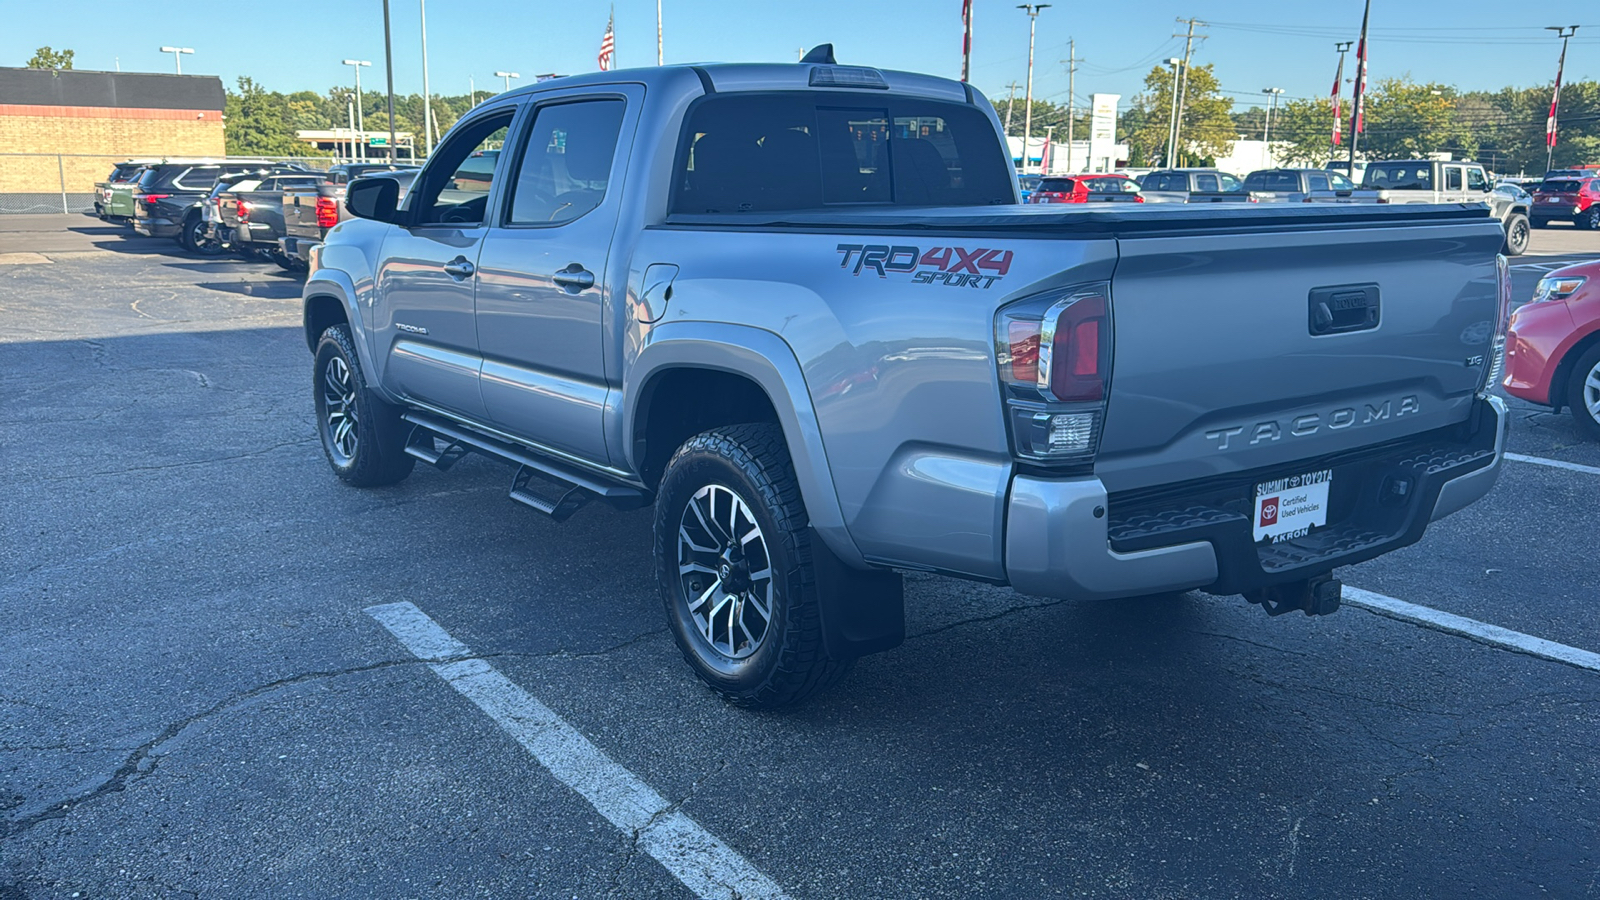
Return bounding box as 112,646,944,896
94,158,419,271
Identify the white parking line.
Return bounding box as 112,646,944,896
365,601,791,900
1507,452,1600,476
1344,587,1600,673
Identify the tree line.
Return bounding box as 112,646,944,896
225,76,493,158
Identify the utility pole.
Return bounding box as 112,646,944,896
1545,25,1579,173
1262,87,1284,168
343,59,371,161
1063,39,1081,174
469,75,476,108
1171,17,1205,164
1017,4,1050,175
420,0,434,155
382,0,398,162
1004,80,1021,133
1164,57,1182,166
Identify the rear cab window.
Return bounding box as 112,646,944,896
1366,163,1434,190
671,92,1013,213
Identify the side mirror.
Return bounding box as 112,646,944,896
346,176,402,223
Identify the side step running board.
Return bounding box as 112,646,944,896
401,411,649,521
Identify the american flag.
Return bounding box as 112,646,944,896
1548,43,1567,149
598,12,615,71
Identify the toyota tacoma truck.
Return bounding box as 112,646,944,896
302,49,1512,708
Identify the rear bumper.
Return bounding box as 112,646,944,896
279,236,319,262
1004,396,1506,600
133,217,179,238
1532,204,1581,222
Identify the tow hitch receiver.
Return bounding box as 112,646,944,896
1245,575,1343,617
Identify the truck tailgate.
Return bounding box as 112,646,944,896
1097,217,1505,492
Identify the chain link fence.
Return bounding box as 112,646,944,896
0,154,343,215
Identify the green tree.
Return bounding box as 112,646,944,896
224,77,312,157
1356,78,1458,160
26,46,74,69
1127,63,1234,166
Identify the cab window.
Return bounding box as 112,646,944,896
412,111,514,225
507,99,625,225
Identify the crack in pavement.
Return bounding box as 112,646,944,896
905,596,1075,641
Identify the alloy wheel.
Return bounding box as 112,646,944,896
321,356,359,466
676,484,774,661
1584,359,1600,425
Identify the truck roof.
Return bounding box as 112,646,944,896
492,60,970,106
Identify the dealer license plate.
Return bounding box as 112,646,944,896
1253,469,1333,543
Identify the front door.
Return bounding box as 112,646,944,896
371,107,519,420
474,88,640,463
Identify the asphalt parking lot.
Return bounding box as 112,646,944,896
3,215,1600,899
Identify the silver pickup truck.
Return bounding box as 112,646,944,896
302,52,1511,708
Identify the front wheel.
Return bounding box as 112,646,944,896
654,424,850,709
1502,213,1530,256
312,324,415,486
1564,343,1600,440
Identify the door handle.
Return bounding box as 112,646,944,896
442,256,475,279
552,264,595,292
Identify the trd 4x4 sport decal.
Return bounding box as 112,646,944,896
836,243,1014,288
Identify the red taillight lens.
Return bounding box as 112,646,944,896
315,195,339,228
139,193,170,203
1043,294,1108,402
1134,195,1145,203
237,200,252,222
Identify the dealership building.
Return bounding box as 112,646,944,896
0,67,225,213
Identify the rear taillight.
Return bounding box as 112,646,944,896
237,200,252,223
995,284,1113,465
1133,195,1145,203
138,193,170,204
315,195,339,228
1484,254,1512,391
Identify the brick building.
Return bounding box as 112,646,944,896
0,67,225,212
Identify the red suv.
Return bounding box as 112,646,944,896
1504,259,1600,438
1027,173,1143,204
1531,176,1600,229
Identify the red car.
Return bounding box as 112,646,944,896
1503,259,1600,438
1027,173,1143,204
1531,176,1600,230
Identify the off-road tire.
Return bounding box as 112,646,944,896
312,324,415,486
654,424,850,709
1501,212,1530,256
1564,342,1600,441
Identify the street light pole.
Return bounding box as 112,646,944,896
495,71,520,93
159,46,193,75
343,59,371,161
1545,25,1579,174
1017,4,1050,174
420,0,434,154
1164,58,1181,166
1262,87,1284,168
382,0,398,161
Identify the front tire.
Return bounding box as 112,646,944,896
654,424,850,709
1564,343,1600,440
1502,212,1530,256
312,324,415,486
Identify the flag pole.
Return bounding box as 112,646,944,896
1546,25,1578,173
1331,41,1351,149
1346,0,1370,170
657,0,664,66
961,0,973,82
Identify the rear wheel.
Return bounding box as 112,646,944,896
312,324,415,486
1564,343,1600,440
1584,208,1600,231
180,214,225,256
654,424,850,709
1501,213,1530,256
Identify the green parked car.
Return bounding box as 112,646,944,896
96,160,158,222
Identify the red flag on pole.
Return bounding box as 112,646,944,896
1548,44,1567,149
1331,53,1345,146
961,0,974,83
598,10,616,71
1352,35,1368,135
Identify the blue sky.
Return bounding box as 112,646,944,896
5,0,1599,112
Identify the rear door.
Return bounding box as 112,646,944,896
370,105,522,419
473,86,641,463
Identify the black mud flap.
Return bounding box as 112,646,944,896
809,529,904,659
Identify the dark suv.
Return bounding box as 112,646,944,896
131,162,267,251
